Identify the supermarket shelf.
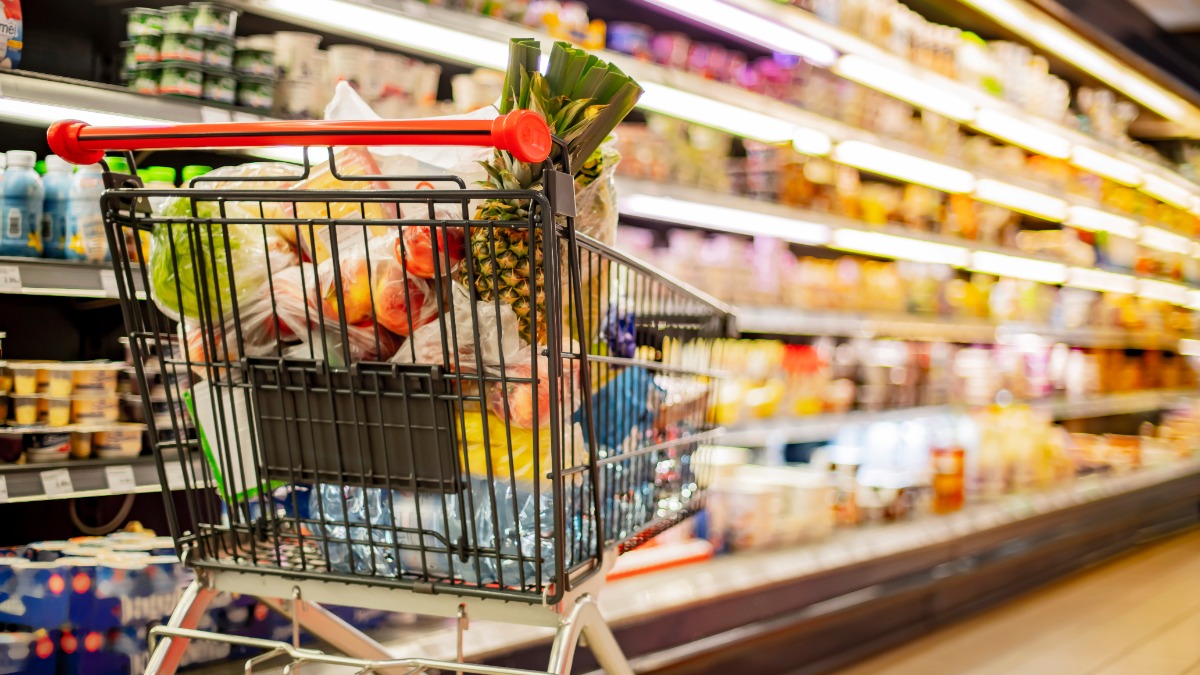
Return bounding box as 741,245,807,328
278,459,1200,675
0,453,197,504
0,257,144,300
0,69,273,127
736,307,1183,350
719,388,1197,447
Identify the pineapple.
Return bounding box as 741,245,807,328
470,39,642,344
575,147,604,190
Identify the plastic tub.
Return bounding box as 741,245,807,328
0,431,23,462
327,44,374,90
203,37,235,69
46,367,73,397
45,397,72,427
273,31,321,79
160,62,205,97
93,425,146,460
162,5,197,33
131,64,162,95
124,8,163,37
72,396,120,423
233,48,275,77
237,75,275,110
203,70,237,104
70,430,93,459
130,34,161,64
10,363,43,395
0,365,11,395
72,364,121,395
161,32,204,63
191,3,239,38
24,432,71,464
12,395,39,425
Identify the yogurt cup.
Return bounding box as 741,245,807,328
130,34,161,64
131,64,162,95
161,32,205,64
9,363,45,395
203,69,238,104
124,8,164,37
46,367,74,397
237,75,275,110
233,48,275,77
71,363,122,394
162,5,197,33
11,394,39,425
45,397,71,427
71,395,120,423
93,425,146,460
191,2,239,38
160,61,205,98
203,36,235,69
69,430,92,459
0,364,11,395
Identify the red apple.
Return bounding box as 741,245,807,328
488,359,553,428
396,225,464,279
373,261,435,337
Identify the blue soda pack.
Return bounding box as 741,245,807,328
0,559,69,629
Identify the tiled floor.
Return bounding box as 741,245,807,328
838,527,1200,675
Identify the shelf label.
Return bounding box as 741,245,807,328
99,270,119,297
105,465,137,492
0,265,21,291
163,462,186,489
40,469,73,497
0,476,7,503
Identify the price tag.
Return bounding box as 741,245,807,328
105,465,137,492
40,469,73,497
0,265,21,291
0,476,8,503
163,462,186,489
99,270,120,297
199,106,232,124
231,111,260,123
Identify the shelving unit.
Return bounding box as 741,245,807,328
0,257,144,299
0,453,197,504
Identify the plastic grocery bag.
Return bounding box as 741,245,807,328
573,139,621,247
391,281,522,372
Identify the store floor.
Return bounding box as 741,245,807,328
836,527,1200,675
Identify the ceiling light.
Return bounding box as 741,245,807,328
793,128,834,156
638,0,837,66
833,141,975,194
259,0,510,68
1070,146,1142,186
970,251,1067,283
1140,226,1194,255
619,193,831,245
974,179,1067,221
971,109,1070,159
1065,206,1140,239
0,97,169,128
831,229,970,266
957,0,1195,126
1141,174,1195,210
1065,267,1137,294
833,55,975,122
1138,279,1189,304
640,82,820,145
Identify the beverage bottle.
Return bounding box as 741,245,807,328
0,150,44,257
41,156,72,258
65,163,107,261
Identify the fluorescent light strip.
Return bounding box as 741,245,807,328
1141,174,1195,210
0,97,169,128
974,178,1067,221
619,193,831,245
1140,226,1194,256
639,0,837,66
640,82,825,147
1138,279,1190,304
833,141,975,194
970,251,1067,284
958,0,1192,124
1070,146,1142,187
833,55,975,122
1065,206,1140,239
1065,267,1137,294
1179,339,1200,356
971,109,1071,159
1188,290,1200,310
831,229,970,266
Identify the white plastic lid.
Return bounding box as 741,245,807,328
6,150,36,169
76,163,103,174
45,155,72,173
0,155,7,169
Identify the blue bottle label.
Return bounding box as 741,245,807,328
0,196,38,256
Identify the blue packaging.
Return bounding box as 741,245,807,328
0,151,43,257
0,632,34,675
65,163,107,262
40,156,72,258
0,560,69,629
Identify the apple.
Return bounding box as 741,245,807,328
373,261,435,337
396,225,464,279
488,359,553,429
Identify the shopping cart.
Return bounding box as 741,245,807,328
49,114,732,674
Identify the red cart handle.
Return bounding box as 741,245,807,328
47,110,552,166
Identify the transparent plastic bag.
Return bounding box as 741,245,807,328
392,281,522,371
573,139,621,246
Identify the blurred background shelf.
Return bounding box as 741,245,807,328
0,452,195,504
0,256,144,299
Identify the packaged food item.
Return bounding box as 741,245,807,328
203,70,237,104
41,156,73,259
0,0,20,69
129,34,161,65
236,75,275,109
131,64,162,95
124,7,162,37
45,397,70,427
66,163,108,261
46,366,73,397
93,425,146,459
159,62,205,97
181,165,212,184
72,363,121,394
161,4,196,33
160,32,204,63
203,36,234,69
0,364,11,394
191,2,238,38
0,150,44,257
233,47,275,77
69,430,92,458
10,362,41,395
608,22,653,58
71,395,120,423
23,431,70,463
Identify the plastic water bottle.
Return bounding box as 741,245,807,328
65,163,106,262
0,150,43,257
41,156,72,258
